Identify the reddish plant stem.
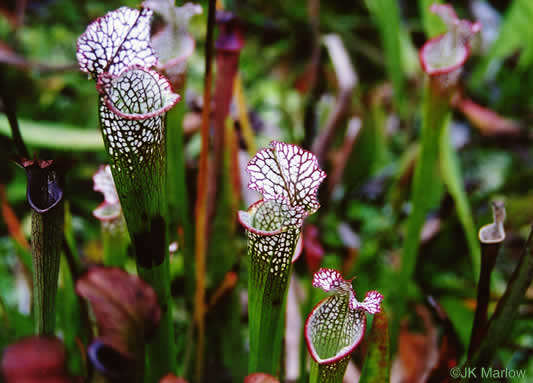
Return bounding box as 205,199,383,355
207,12,243,224
194,0,217,380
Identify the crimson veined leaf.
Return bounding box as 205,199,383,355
419,4,481,79
247,141,326,215
306,268,383,368
77,7,158,78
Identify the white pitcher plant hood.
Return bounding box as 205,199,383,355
419,3,481,86
305,268,383,365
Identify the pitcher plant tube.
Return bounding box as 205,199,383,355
19,159,66,335
305,268,383,383
394,2,481,343
468,201,506,358
77,6,180,380
238,141,326,375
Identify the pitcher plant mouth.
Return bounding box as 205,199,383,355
238,199,305,236
305,268,383,365
419,3,481,77
19,159,65,214
96,66,180,121
305,297,367,365
478,200,506,244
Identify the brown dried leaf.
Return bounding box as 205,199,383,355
454,96,521,137
396,305,438,383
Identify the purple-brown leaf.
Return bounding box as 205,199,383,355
1,337,75,383
76,267,161,359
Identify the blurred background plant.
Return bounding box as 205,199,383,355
1,0,533,382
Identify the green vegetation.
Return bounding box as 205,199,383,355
1,1,533,382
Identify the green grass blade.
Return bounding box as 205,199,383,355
440,124,481,280
365,0,407,114
0,116,104,151
391,81,448,344
419,0,445,37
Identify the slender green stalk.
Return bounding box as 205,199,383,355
394,1,481,348
440,123,481,279
309,357,350,383
397,78,448,290
137,257,173,381
101,223,129,267
391,78,448,346
193,1,217,380
31,203,64,335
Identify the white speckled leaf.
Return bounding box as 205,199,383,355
77,7,157,77
247,141,326,215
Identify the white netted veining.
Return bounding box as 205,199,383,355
306,268,383,363
77,7,158,77
247,141,326,215
97,67,179,119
